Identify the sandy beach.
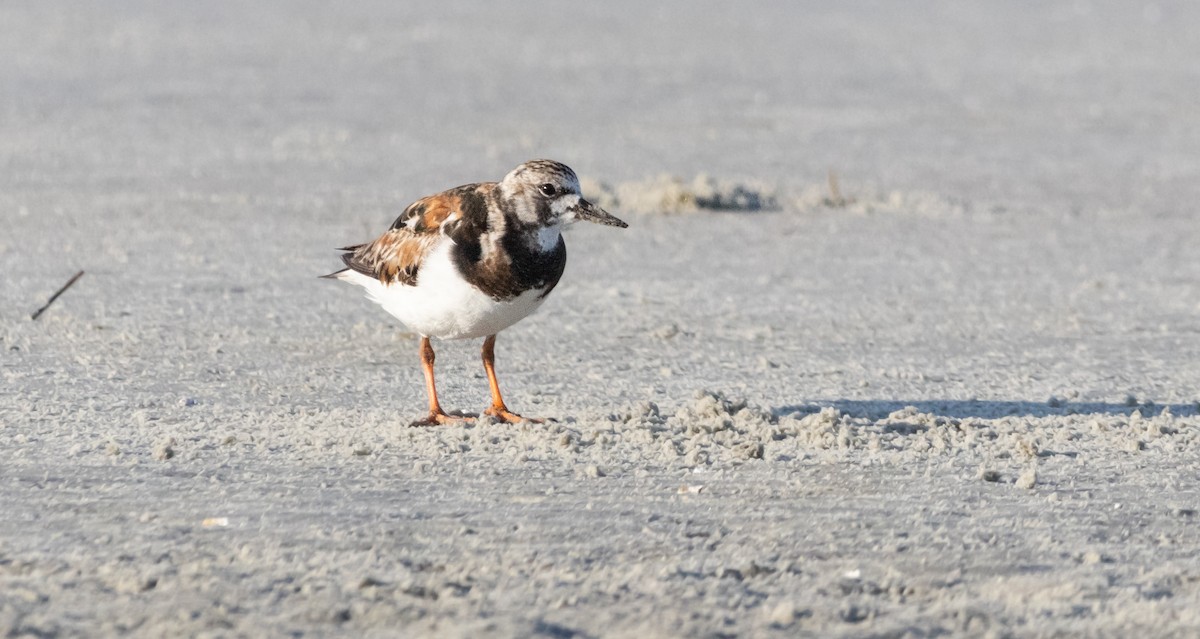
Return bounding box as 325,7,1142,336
3,2,1200,636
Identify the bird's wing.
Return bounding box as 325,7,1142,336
335,191,470,286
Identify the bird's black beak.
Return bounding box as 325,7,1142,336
573,199,628,228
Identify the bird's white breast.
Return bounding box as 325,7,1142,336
338,240,551,340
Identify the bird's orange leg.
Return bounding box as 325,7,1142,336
481,334,540,423
410,336,471,426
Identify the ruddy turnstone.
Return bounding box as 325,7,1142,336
323,160,627,426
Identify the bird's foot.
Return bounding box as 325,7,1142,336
482,406,543,424
409,411,476,427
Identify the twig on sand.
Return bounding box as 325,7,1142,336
31,270,85,320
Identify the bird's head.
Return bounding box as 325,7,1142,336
499,160,627,229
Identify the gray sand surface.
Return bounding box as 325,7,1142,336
3,1,1200,637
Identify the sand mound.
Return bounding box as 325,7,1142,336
788,184,969,216
361,391,1200,487
581,174,966,216
581,175,779,214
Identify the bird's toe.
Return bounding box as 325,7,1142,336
482,407,543,424
409,411,476,427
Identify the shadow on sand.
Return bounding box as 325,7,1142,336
776,400,1200,421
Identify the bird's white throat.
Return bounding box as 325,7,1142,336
533,224,562,252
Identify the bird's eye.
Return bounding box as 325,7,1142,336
538,184,557,197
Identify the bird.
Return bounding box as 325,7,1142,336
323,160,627,426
